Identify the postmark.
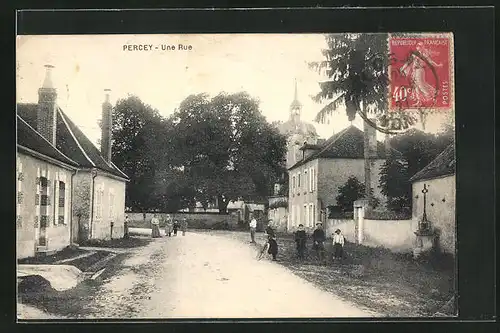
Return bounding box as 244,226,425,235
388,33,454,113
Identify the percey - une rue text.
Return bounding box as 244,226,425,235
123,44,193,51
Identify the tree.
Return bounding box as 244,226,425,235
309,34,391,203
170,92,287,213
110,95,172,211
336,176,366,212
378,128,455,212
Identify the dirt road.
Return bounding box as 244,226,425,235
85,231,377,318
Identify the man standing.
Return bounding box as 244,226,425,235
312,222,326,263
294,224,307,260
249,216,257,243
123,215,130,239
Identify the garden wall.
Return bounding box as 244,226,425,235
324,218,415,253
362,219,415,252
126,212,239,229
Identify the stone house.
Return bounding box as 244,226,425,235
287,125,401,232
16,65,128,258
409,143,455,255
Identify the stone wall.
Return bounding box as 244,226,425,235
362,219,415,252
126,212,239,229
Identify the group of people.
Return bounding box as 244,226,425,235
250,218,345,263
150,214,188,238
295,222,345,263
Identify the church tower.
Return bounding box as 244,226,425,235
281,79,319,169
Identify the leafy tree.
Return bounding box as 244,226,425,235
110,95,172,211
170,92,287,213
378,128,455,212
336,176,366,212
309,34,390,203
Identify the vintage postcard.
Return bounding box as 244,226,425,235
16,33,456,320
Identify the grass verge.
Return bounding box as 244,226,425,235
79,236,151,249
18,252,130,318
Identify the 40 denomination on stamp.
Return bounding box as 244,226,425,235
388,33,454,112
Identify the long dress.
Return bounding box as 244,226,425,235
151,217,161,238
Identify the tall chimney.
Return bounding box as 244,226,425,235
37,65,57,145
101,89,113,163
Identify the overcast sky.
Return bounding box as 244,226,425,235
16,34,448,147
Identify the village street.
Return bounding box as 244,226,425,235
82,230,377,319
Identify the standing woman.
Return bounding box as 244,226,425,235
181,217,188,236
265,221,278,261
151,214,161,238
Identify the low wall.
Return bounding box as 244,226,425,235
325,219,356,242
362,219,415,252
324,218,415,253
126,212,239,229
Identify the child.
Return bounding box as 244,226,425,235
332,229,345,261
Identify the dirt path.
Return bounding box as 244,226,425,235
85,231,378,318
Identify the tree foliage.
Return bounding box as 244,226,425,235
378,128,455,212
169,92,287,213
110,95,172,211
336,176,366,212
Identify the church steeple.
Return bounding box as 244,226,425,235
290,78,302,121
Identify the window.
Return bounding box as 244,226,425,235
39,176,49,227
109,192,115,221
95,186,104,220
312,168,316,191
298,172,301,189
304,204,308,227
304,169,308,193
292,176,296,191
309,203,314,226
58,181,66,224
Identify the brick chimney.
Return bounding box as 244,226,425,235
37,65,57,145
101,89,113,163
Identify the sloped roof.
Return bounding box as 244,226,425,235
17,103,128,180
17,115,79,168
409,144,455,182
289,125,402,170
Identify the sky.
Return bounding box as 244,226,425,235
16,34,450,148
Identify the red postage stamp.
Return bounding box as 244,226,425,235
388,33,454,112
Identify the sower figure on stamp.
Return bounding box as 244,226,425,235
312,222,326,264
294,224,307,260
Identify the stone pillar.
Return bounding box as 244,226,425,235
354,199,368,244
